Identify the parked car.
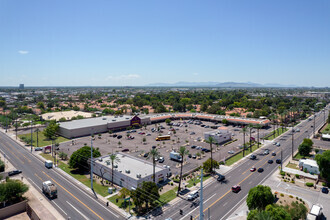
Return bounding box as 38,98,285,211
192,154,197,159
190,132,195,135
8,170,22,176
276,159,282,164
228,150,235,154
112,134,117,138
188,154,192,158
268,160,273,164
250,167,256,172
231,185,241,193
158,157,164,163
35,147,43,151
258,168,264,172
117,135,122,139
122,149,129,152
321,187,329,194
143,153,149,157
191,145,197,149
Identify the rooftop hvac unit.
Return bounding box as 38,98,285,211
136,174,141,178
125,169,130,174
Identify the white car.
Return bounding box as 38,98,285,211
187,190,199,201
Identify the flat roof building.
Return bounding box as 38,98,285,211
93,153,170,189
58,115,151,138
204,128,232,144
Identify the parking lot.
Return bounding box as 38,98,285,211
54,120,274,176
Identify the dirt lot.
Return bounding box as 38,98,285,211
52,120,273,176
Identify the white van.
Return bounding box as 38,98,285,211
187,190,199,201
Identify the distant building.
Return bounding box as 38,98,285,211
93,153,170,189
19,84,24,89
204,128,232,144
58,115,151,138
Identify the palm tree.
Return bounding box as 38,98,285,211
177,146,189,195
109,153,120,186
241,127,247,157
147,147,160,183
248,124,254,152
207,136,215,173
35,128,40,147
254,124,262,148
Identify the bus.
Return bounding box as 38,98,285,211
156,135,171,141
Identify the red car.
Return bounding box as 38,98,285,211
250,167,256,172
232,185,241,193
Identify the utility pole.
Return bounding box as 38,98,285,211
291,126,294,160
280,147,283,172
91,131,94,191
199,168,204,220
30,120,33,153
15,118,18,139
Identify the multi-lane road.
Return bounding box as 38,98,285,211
0,132,124,220
158,109,328,220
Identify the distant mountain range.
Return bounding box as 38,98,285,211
146,81,297,88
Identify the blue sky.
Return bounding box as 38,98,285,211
0,0,329,87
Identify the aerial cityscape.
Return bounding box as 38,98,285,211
1,1,330,220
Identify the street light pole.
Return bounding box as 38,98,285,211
30,120,33,153
291,125,294,160
199,168,204,220
91,131,94,191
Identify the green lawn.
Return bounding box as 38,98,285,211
322,123,330,134
40,153,110,197
18,132,69,147
293,152,311,160
108,194,135,212
225,143,261,166
286,162,299,170
264,128,288,140
186,175,211,188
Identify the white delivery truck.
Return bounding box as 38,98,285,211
45,160,53,169
170,151,182,162
307,204,322,220
42,180,57,199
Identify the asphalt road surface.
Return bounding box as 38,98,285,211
0,132,125,220
157,109,329,220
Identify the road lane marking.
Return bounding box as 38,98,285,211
28,178,42,191
204,194,216,203
223,202,228,207
52,201,67,216
7,142,31,162
66,201,89,220
35,173,43,182
42,171,104,220
2,144,24,164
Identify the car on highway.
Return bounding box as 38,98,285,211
187,190,199,201
35,147,43,151
258,168,264,173
276,142,281,146
250,167,256,172
276,159,282,164
268,160,273,164
8,170,22,176
272,152,276,156
250,154,257,160
231,185,241,193
264,150,269,155
217,174,225,182
322,187,329,194
273,142,277,145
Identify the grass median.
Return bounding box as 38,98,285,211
19,132,69,147
264,128,288,140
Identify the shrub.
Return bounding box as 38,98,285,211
287,173,291,177
322,182,326,186
289,195,293,198
173,179,180,183
304,168,308,173
296,196,299,200
295,174,300,179
280,193,284,197
306,182,314,187
280,171,286,176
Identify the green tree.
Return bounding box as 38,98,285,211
298,138,313,156
69,146,101,171
109,153,120,186
130,181,159,214
147,148,160,183
265,204,291,220
59,151,68,160
0,159,4,172
165,118,171,125
247,185,274,210
241,127,247,157
0,179,29,206
203,158,219,173
177,146,189,195
286,202,308,220
37,102,45,110
247,209,273,220
43,120,59,140
315,150,330,182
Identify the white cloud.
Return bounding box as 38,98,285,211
106,74,140,81
18,50,29,54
